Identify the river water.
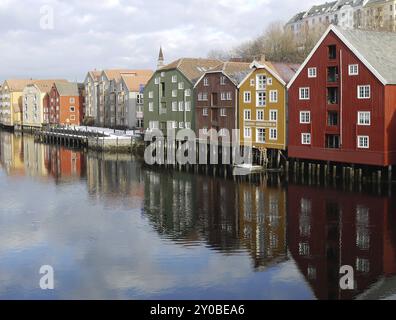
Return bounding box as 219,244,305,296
0,130,395,300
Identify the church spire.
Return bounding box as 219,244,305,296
157,46,164,68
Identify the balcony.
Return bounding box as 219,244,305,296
327,66,339,83
327,87,339,105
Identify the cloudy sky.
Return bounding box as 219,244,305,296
0,0,319,81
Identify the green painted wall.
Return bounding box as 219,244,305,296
144,69,195,136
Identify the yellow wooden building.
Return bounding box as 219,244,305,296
237,60,299,156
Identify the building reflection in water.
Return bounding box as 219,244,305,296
288,184,396,299
143,169,287,270
0,130,85,181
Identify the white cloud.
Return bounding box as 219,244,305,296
0,0,319,81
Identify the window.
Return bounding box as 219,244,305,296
185,89,191,97
257,92,266,107
172,75,177,83
358,111,370,125
226,92,232,100
250,79,255,87
178,82,184,90
154,77,159,85
270,110,277,122
256,74,266,90
244,109,251,120
203,108,208,116
349,64,359,75
185,101,191,111
299,87,310,100
137,94,144,104
172,90,177,98
327,111,338,126
148,91,154,99
149,102,154,112
220,76,226,85
267,78,273,85
178,101,184,111
358,136,369,148
161,72,165,77
269,90,278,103
301,133,311,145
328,45,336,59
70,106,75,112
256,128,266,143
244,127,251,138
185,122,191,129
179,122,184,129
270,128,277,140
326,134,340,149
358,85,370,99
220,108,226,117
219,128,226,136
244,91,251,103
257,110,264,121
172,101,177,111
70,97,75,103
221,92,226,101
300,111,310,123
308,67,317,78
70,115,75,121
203,78,209,86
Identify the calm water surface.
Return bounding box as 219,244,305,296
0,131,396,300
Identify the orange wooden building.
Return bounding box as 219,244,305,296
49,81,84,126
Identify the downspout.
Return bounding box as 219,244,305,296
340,49,343,147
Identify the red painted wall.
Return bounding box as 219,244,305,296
288,30,396,166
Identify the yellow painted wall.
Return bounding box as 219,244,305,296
238,67,286,150
12,92,24,126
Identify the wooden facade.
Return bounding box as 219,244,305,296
194,62,251,141
288,25,396,166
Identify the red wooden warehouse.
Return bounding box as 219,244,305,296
287,25,396,167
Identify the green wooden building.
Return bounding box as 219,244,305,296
144,51,221,137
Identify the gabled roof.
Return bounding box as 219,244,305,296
121,73,153,92
286,11,306,24
238,60,300,88
53,81,80,96
194,61,251,88
3,79,33,91
288,25,396,88
30,79,68,94
159,58,222,84
102,69,153,82
305,1,337,17
88,70,102,81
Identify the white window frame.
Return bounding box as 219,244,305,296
267,78,273,85
148,91,154,99
269,128,277,140
172,101,177,112
172,89,177,98
256,74,267,90
185,101,191,112
300,111,311,124
269,90,278,103
203,78,209,86
178,82,184,90
357,135,369,149
220,76,227,85
269,110,278,122
349,64,359,76
244,91,251,103
178,101,184,111
308,67,317,78
220,108,226,117
301,133,311,145
179,122,184,129
172,75,177,83
148,102,154,112
256,128,266,143
226,92,232,100
244,127,251,138
203,108,208,116
185,89,191,97
299,87,310,100
357,111,370,126
154,77,160,85
257,110,264,121
357,85,370,99
244,109,251,121
256,92,266,107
